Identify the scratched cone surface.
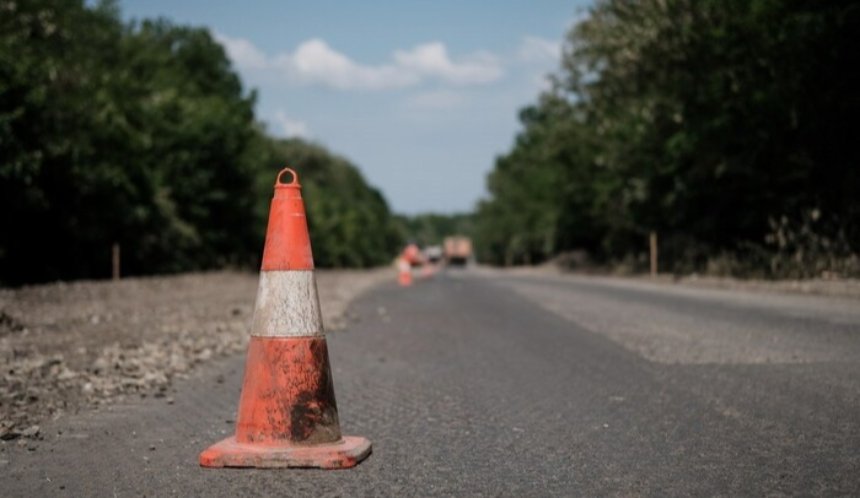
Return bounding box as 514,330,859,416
199,168,372,469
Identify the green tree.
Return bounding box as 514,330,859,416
0,1,402,284
395,212,474,249
257,138,402,268
475,0,860,276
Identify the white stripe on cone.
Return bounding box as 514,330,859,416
251,271,324,337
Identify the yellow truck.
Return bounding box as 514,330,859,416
443,236,472,266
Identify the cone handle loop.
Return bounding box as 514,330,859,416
276,167,299,187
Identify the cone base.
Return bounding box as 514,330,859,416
199,436,371,469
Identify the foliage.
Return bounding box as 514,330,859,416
258,139,403,268
395,212,474,248
0,0,400,285
474,0,860,277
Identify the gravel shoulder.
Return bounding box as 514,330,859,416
486,263,860,298
0,269,391,442
475,268,860,366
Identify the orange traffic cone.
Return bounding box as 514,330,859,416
199,167,371,469
397,257,412,286
403,243,420,264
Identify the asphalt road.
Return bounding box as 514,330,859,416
3,270,859,496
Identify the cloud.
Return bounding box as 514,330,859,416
215,33,503,91
394,43,502,85
517,36,561,63
214,33,267,69
278,39,418,90
272,111,310,139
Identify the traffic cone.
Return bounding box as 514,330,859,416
199,167,372,469
403,243,420,264
397,257,412,286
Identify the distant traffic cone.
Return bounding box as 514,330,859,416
403,243,420,264
199,167,371,469
397,257,412,286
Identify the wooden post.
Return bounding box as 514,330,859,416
649,231,658,278
112,243,120,281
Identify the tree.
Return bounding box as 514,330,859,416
474,0,860,276
0,1,403,284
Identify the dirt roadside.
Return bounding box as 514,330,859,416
0,269,391,443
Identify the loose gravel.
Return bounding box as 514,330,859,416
0,269,390,441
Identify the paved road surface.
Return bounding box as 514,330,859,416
3,270,859,496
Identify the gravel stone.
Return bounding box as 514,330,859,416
0,269,390,438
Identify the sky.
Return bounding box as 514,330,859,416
121,0,591,214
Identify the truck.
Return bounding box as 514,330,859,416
423,245,443,264
443,236,472,266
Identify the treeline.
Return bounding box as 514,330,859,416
475,0,860,277
0,0,400,285
395,213,474,248
268,139,402,269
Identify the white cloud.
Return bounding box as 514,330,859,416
215,34,503,91
214,33,268,69
279,39,418,90
517,36,561,63
394,43,502,85
272,111,310,139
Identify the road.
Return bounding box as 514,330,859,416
3,269,859,496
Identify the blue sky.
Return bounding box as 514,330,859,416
121,1,591,214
